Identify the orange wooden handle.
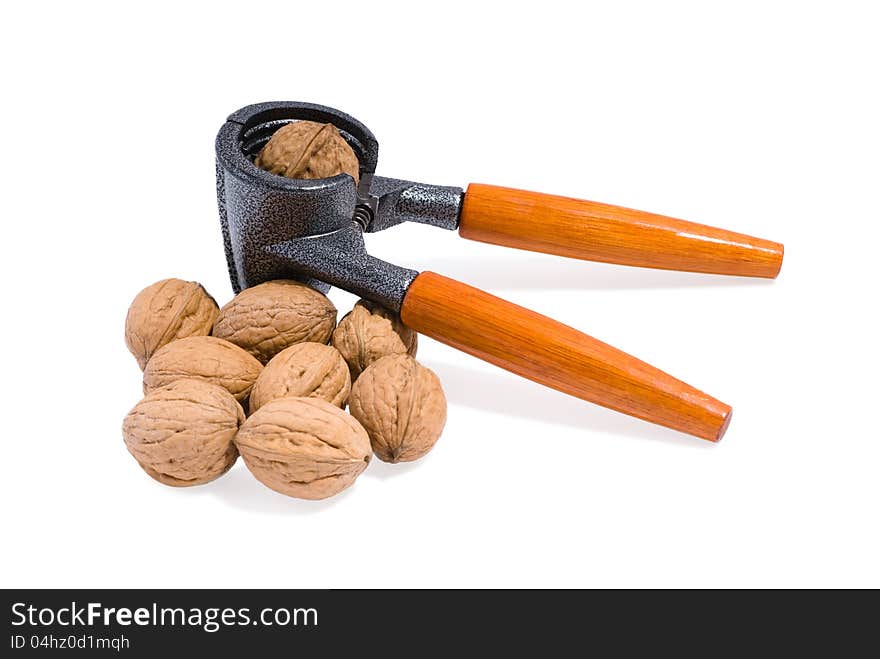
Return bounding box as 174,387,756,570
401,272,732,441
459,183,784,278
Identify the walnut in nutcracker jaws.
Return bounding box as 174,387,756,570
122,379,244,487
332,299,418,381
235,397,371,500
125,278,218,369
349,355,447,463
249,342,350,412
143,336,263,404
255,120,360,184
212,280,337,364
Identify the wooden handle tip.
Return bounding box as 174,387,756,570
768,242,784,278
711,406,733,442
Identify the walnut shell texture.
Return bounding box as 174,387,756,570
236,397,371,500
254,121,360,184
250,342,350,412
332,300,418,381
349,355,447,463
143,336,263,403
125,278,218,369
122,379,244,487
212,280,337,364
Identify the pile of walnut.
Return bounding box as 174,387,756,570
123,277,446,500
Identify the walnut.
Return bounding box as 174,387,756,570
249,342,350,412
331,300,418,381
349,355,446,463
254,121,359,184
235,397,371,500
125,278,218,369
122,379,243,487
212,280,337,364
143,336,262,404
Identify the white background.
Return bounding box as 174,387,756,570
1,1,877,588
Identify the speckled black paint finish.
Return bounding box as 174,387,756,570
265,223,419,312
368,177,463,232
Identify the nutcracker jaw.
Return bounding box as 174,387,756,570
215,101,462,298
216,101,374,294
